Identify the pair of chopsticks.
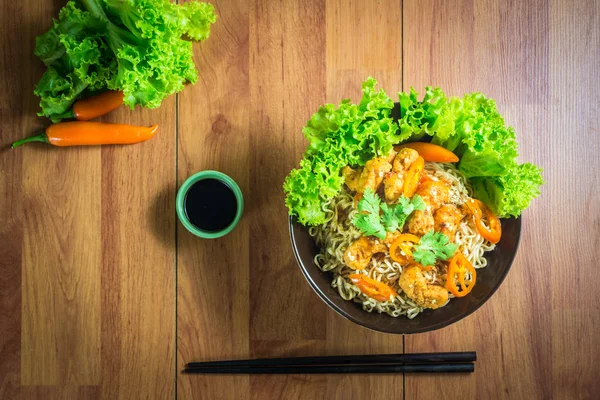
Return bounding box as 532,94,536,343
184,352,476,374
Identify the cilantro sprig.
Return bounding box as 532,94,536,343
381,195,426,232
412,231,458,266
352,189,386,238
351,188,425,239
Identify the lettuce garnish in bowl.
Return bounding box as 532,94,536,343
284,78,401,225
284,78,543,224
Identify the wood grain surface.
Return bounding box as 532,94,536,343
1,0,598,399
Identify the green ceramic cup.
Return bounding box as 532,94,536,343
176,170,243,239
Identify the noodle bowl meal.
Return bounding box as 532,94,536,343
284,78,543,319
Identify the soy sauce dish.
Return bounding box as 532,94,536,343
284,78,541,334
177,171,243,239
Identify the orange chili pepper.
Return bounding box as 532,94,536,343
396,142,459,163
72,91,125,121
465,198,502,244
353,192,363,209
51,91,125,121
389,234,420,264
446,253,476,297
11,122,158,148
349,274,397,302
403,156,424,197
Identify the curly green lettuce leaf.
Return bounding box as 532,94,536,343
397,86,456,143
440,93,518,178
283,164,325,225
470,162,544,218
34,0,216,120
178,1,219,41
285,78,399,225
35,1,107,65
396,87,539,216
457,125,518,178
33,2,115,120
430,92,505,152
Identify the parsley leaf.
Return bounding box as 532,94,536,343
358,188,381,215
408,195,426,213
380,203,399,232
352,188,386,239
352,212,386,239
352,190,426,238
413,231,458,266
381,194,426,232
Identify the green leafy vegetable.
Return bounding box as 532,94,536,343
470,162,544,218
397,87,543,218
284,79,544,226
397,87,457,143
357,188,382,215
352,213,387,240
352,189,386,239
351,189,424,239
34,0,216,121
413,231,458,266
284,78,400,225
381,195,425,232
379,203,396,232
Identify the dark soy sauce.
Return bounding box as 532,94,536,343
184,178,237,232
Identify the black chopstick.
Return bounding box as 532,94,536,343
183,363,474,374
186,351,476,369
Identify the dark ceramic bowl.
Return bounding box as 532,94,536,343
289,216,521,334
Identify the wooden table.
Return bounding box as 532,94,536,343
1,0,598,399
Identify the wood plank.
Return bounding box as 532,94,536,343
403,0,598,399
403,1,552,398
20,386,99,400
248,0,327,342
12,0,103,390
549,0,600,398
248,340,327,400
21,145,102,386
324,1,404,399
0,0,31,396
0,1,176,399
176,1,251,399
246,0,327,398
99,99,176,399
